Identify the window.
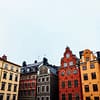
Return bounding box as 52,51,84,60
25,83,27,88
3,72,7,79
93,84,98,91
67,70,71,75
74,80,78,87
73,70,78,74
37,97,40,100
42,86,45,92
46,77,49,81
75,94,79,100
32,90,34,95
11,66,14,71
14,84,17,92
83,74,88,80
38,78,41,82
12,94,16,100
41,97,44,100
9,73,13,80
61,71,65,76
62,94,66,100
42,78,45,82
32,82,35,87
1,82,6,90
4,64,8,69
64,63,67,67
0,93,3,100
15,75,18,81
46,86,49,92
68,81,72,88
86,57,89,61
94,97,99,100
62,82,65,88
69,61,73,66
86,97,90,100
27,90,31,96
91,72,96,79
46,97,49,100
90,64,95,69
8,83,12,91
82,66,87,70
66,53,70,58
37,87,40,93
6,94,10,100
84,85,89,92
27,83,30,88
68,93,72,100
16,68,19,72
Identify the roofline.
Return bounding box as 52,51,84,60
0,58,21,67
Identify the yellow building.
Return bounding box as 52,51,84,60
80,49,100,100
0,55,21,100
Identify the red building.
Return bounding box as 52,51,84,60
58,47,83,100
18,61,42,100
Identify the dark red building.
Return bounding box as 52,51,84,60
18,61,42,100
58,47,82,100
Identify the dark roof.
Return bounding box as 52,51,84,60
48,65,58,75
43,64,59,75
21,61,43,74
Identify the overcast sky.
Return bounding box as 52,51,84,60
0,0,100,66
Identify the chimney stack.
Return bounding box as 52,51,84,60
2,55,7,60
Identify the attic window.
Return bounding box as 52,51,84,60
86,57,89,61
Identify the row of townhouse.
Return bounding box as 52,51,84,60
18,57,59,100
18,47,100,100
0,46,100,100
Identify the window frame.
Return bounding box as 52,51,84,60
68,80,72,88
93,84,98,91
83,74,88,80
84,85,89,92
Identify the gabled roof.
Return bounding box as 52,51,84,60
38,64,59,75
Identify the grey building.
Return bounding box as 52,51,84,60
37,58,59,100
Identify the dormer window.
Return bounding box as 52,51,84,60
27,68,30,72
21,69,24,73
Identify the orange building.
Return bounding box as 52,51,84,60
80,49,100,100
58,47,82,100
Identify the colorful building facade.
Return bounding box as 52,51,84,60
18,61,42,100
37,58,59,100
0,55,21,100
58,47,82,100
80,49,100,100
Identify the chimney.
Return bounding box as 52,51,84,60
22,61,27,67
34,60,37,63
2,55,7,60
43,57,48,65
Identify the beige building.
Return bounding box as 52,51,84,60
80,49,100,100
0,55,21,100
